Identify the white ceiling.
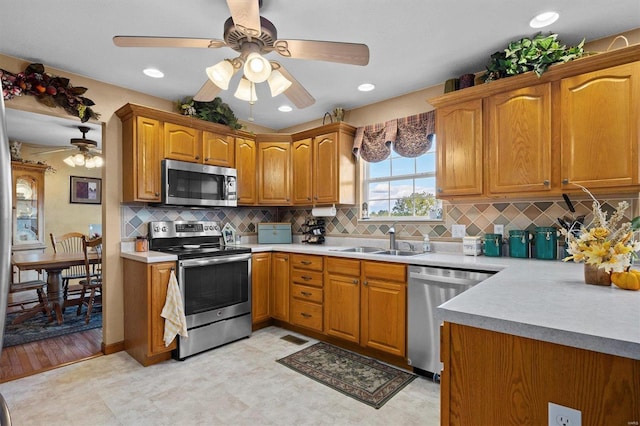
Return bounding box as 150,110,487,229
1,0,638,134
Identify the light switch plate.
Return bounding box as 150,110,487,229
451,224,466,238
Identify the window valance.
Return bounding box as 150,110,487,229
352,111,435,163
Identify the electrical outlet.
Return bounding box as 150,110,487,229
451,224,466,238
494,224,504,235
548,402,581,426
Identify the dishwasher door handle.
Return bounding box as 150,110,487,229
409,272,478,286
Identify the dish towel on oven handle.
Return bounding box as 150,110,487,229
161,269,188,346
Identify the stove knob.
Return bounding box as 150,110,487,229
214,225,220,231
153,226,159,232
161,226,167,232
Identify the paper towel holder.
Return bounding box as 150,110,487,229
311,204,337,217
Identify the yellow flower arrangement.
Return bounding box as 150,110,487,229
561,187,640,273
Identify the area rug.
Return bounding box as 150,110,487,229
276,342,416,409
2,308,101,348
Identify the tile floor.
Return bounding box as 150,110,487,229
0,327,440,425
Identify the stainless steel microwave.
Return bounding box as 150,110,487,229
160,159,237,207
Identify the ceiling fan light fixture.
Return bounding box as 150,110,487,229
234,78,257,103
85,157,96,169
63,156,76,167
267,70,292,97
530,11,559,28
243,52,271,83
206,60,234,90
93,156,104,168
73,153,86,166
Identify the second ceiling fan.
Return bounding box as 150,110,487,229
113,0,370,109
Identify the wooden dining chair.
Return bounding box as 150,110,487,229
8,265,52,324
77,235,102,324
50,232,87,307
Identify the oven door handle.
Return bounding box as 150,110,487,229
180,253,251,267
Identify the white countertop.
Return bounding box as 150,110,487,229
121,243,640,360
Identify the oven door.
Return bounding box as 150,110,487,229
178,253,251,329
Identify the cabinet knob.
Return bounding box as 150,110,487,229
155,192,160,197
352,279,358,284
437,188,443,193
195,155,200,160
543,180,550,186
363,280,368,286
314,196,318,200
562,179,569,185
204,157,209,161
307,197,311,201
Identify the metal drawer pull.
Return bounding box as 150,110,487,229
301,276,312,280
300,260,312,265
301,312,312,318
301,291,312,296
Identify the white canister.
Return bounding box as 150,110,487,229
462,236,482,256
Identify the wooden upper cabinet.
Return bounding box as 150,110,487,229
292,138,313,204
291,123,357,206
435,99,483,197
257,140,291,205
116,108,163,202
236,137,257,205
202,131,235,167
164,122,201,162
560,62,639,190
487,83,552,194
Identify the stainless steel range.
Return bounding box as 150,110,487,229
149,220,252,360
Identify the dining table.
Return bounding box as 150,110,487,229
11,251,99,325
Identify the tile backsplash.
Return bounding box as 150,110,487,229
121,196,637,241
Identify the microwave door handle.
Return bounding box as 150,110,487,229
180,254,251,267
222,177,228,201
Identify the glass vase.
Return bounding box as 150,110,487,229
583,264,611,286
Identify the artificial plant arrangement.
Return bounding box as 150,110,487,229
483,33,585,82
1,63,100,122
177,97,242,130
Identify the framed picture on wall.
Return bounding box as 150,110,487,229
70,176,102,204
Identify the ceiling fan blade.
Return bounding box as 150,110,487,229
113,36,226,49
193,80,223,102
273,63,315,109
30,146,74,156
226,0,262,38
273,40,369,66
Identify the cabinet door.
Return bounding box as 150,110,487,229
164,122,201,162
270,252,289,321
134,116,163,202
236,137,257,205
292,138,313,204
361,261,406,357
258,141,291,205
202,131,235,167
325,273,360,343
436,99,483,197
313,132,338,204
561,62,639,190
11,162,46,248
251,253,271,324
487,84,552,194
149,262,177,355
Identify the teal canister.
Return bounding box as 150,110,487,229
484,233,503,257
509,230,531,258
534,226,558,260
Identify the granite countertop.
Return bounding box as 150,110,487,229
120,243,640,360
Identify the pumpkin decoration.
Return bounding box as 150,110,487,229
611,270,640,291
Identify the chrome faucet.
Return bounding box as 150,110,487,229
388,223,397,250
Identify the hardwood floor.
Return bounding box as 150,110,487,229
0,328,103,383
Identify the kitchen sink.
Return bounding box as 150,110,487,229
334,246,385,253
375,249,422,256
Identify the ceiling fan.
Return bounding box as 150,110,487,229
33,126,103,168
113,0,370,109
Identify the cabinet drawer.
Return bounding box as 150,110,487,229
327,257,361,277
291,269,323,287
291,283,323,303
363,261,406,282
290,299,323,332
291,254,324,271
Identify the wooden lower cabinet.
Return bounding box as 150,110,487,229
361,261,407,357
324,258,407,357
270,252,289,321
440,322,640,425
123,259,177,366
251,253,271,325
289,254,324,332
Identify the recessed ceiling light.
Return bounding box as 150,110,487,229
278,105,292,112
530,11,559,28
358,83,375,92
143,68,164,78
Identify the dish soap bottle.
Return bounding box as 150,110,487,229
423,235,431,252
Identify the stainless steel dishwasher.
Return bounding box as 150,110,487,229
407,265,494,380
